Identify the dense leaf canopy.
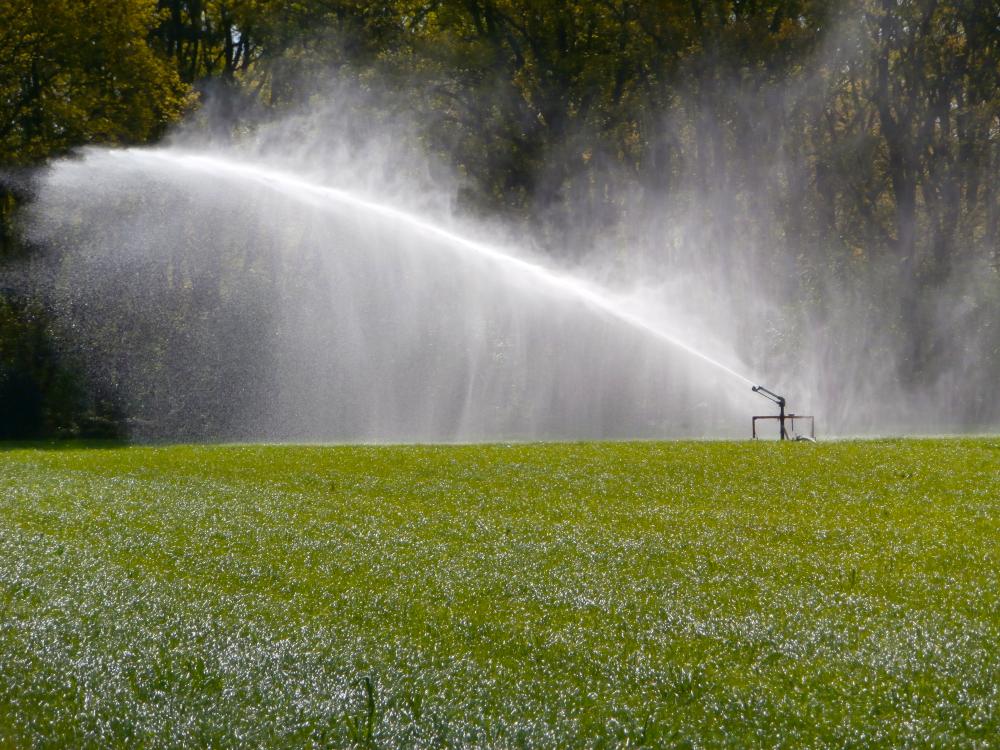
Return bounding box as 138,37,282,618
0,0,998,437
0,0,190,165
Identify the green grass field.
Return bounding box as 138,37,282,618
0,439,997,747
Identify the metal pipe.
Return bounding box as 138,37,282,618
752,385,788,440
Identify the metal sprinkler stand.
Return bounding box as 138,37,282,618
751,385,815,440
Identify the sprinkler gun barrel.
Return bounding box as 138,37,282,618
752,385,785,407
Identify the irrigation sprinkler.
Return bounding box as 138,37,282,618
751,385,815,441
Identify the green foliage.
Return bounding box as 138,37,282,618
0,0,193,436
0,0,193,257
0,0,997,437
0,439,997,745
0,0,191,166
0,296,74,438
0,296,123,439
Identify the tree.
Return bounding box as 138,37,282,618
0,0,191,167
0,0,190,437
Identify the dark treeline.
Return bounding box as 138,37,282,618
1,0,998,438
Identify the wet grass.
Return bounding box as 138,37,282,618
0,438,997,747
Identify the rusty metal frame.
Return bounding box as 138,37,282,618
752,414,814,440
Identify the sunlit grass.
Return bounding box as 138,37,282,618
1,439,997,746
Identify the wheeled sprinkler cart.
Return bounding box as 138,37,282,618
751,385,815,440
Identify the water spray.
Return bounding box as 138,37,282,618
751,385,815,441
127,149,760,389
31,145,786,440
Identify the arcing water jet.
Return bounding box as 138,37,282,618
134,149,758,390
24,145,767,441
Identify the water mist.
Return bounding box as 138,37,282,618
23,132,766,441
22,69,997,441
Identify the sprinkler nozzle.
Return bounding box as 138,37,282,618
750,385,815,441
752,385,785,407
